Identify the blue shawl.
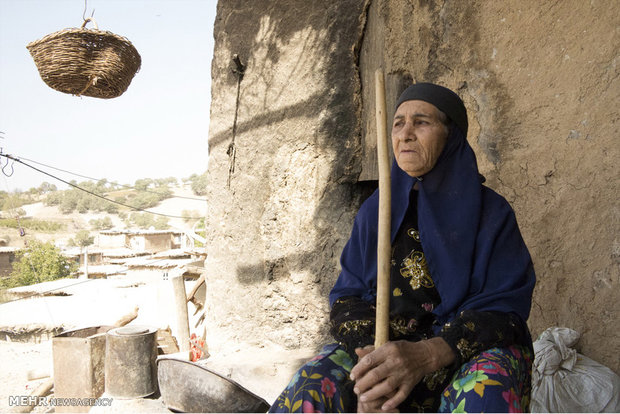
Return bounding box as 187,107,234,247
329,125,536,333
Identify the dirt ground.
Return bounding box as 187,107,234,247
0,340,53,413
0,274,314,413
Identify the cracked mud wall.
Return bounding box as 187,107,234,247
364,0,619,372
205,0,370,355
206,0,618,372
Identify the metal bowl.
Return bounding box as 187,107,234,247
157,357,270,413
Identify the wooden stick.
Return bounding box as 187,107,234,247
172,274,191,353
113,305,139,327
186,272,206,303
26,369,50,381
12,378,54,413
374,68,391,348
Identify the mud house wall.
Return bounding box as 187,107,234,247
128,236,145,252
205,0,369,354
143,233,172,253
0,250,17,277
98,233,126,249
76,252,103,266
0,253,11,276
365,0,619,372
206,0,619,372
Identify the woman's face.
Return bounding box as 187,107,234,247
391,100,449,178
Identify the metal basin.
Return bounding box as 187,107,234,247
157,357,270,413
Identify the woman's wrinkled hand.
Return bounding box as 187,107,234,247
357,393,399,413
350,339,447,412
354,347,399,413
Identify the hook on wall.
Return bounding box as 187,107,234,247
227,54,245,189
232,54,246,80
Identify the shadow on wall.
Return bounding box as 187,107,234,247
208,0,374,306
209,1,523,319
208,91,326,149
212,0,519,296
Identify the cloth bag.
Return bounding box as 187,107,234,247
531,327,620,412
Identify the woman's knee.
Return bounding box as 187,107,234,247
439,346,533,412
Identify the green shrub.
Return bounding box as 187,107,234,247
45,192,63,206
127,212,169,230
1,240,77,288
90,216,114,230
0,218,64,232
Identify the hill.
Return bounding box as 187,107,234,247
0,185,206,248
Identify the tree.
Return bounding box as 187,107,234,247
190,172,208,196
103,202,119,214
96,179,108,192
38,182,57,194
2,193,33,212
76,198,91,214
126,212,169,230
154,216,169,230
3,241,77,288
134,178,154,191
45,191,63,206
182,209,201,224
90,216,113,230
129,212,155,229
155,177,177,187
59,190,79,214
74,230,95,247
129,192,161,210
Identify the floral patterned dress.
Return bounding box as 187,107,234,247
270,190,533,413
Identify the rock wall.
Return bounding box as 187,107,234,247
206,0,619,372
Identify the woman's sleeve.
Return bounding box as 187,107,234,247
329,296,376,354
438,310,531,368
329,197,379,307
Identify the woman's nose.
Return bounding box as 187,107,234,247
398,122,416,141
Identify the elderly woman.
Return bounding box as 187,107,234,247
270,83,535,413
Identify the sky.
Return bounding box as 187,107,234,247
0,0,216,192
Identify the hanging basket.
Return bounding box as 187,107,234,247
26,18,141,99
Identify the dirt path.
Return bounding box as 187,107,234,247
0,340,52,413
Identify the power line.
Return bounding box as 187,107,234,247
12,154,207,201
0,154,196,220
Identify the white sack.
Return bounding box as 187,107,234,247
531,327,620,413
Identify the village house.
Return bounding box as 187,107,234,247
79,230,204,279
62,247,104,266
98,229,183,253
0,247,20,277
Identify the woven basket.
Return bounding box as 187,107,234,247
26,18,141,99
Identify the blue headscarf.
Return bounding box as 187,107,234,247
330,85,535,332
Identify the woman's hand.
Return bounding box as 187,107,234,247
350,338,455,412
354,347,399,413
357,394,399,413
